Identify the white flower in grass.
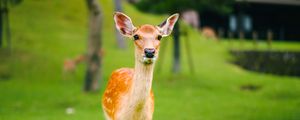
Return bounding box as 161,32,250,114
66,107,75,115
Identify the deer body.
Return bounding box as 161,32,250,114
102,12,179,120
201,27,218,40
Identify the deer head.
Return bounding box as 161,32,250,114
114,12,179,64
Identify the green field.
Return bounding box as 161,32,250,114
1,0,300,120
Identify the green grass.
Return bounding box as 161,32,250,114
1,0,300,120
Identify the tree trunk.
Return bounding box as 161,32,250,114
4,0,11,50
172,23,180,73
0,1,3,47
127,0,140,4
84,0,102,92
114,0,126,49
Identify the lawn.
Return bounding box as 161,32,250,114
0,0,300,120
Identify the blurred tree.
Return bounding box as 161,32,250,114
0,0,22,48
114,0,126,49
172,23,180,72
127,0,140,4
136,0,233,72
136,0,233,14
84,0,102,92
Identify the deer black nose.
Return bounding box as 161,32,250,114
144,48,155,58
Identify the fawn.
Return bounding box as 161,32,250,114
63,49,104,74
102,12,179,120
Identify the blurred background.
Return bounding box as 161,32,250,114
0,0,299,119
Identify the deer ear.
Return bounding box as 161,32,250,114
114,12,136,37
158,13,179,37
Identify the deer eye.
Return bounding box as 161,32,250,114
133,34,140,40
157,35,162,41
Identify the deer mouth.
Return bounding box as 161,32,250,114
143,56,156,64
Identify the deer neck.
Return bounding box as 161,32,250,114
129,50,155,104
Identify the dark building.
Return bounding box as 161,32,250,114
200,0,300,41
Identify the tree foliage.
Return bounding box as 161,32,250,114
136,0,234,14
